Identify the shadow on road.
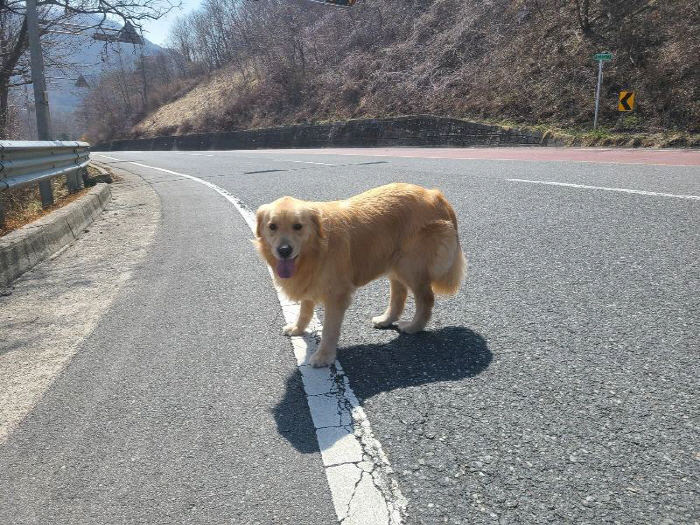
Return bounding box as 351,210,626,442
273,326,491,453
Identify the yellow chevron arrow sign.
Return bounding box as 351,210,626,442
618,91,635,112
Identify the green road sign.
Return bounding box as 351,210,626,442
594,53,613,61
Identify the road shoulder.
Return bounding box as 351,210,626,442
0,170,161,443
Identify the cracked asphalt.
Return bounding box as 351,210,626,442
2,148,699,524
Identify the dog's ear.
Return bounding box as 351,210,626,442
255,204,269,238
309,207,325,239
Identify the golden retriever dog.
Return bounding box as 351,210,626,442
254,183,466,367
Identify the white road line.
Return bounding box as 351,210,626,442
96,154,406,525
507,178,700,200
174,152,215,157
283,160,336,166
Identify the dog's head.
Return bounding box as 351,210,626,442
254,196,324,279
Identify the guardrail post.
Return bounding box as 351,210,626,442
66,170,79,193
39,180,54,207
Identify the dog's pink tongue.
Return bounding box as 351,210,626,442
276,258,295,279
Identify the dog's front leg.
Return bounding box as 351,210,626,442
309,293,352,367
283,299,315,336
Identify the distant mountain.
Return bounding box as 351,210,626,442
46,15,163,115
11,14,164,138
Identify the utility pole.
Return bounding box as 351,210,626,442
139,46,149,108
25,0,54,206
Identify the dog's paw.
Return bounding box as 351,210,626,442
372,315,395,328
397,321,423,334
283,323,305,336
308,349,336,368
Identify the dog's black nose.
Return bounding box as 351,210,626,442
277,244,293,259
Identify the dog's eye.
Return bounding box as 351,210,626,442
293,223,303,231
269,223,277,231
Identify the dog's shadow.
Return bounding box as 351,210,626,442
272,326,491,453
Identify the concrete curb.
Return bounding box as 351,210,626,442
0,183,112,287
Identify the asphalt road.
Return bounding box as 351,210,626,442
1,147,698,524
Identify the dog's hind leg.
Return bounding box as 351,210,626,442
372,278,408,328
397,282,434,334
283,299,315,336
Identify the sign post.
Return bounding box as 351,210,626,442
593,53,612,129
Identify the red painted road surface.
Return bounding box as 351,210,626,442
252,147,700,167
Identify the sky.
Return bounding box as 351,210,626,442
138,0,203,47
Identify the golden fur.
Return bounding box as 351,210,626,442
254,183,466,367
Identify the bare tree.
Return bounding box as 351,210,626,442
0,1,28,135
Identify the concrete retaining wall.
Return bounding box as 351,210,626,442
0,183,112,287
94,115,546,152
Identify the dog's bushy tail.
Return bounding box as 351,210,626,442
426,220,467,295
425,191,466,295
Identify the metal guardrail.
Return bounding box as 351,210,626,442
0,140,90,225
0,140,90,191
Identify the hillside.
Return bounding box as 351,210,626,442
127,0,699,140
132,67,242,138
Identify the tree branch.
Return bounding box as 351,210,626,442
0,16,27,84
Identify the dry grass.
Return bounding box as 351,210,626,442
0,166,107,237
482,118,700,148
558,131,700,148
132,67,247,138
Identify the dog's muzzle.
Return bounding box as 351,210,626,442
277,243,293,259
